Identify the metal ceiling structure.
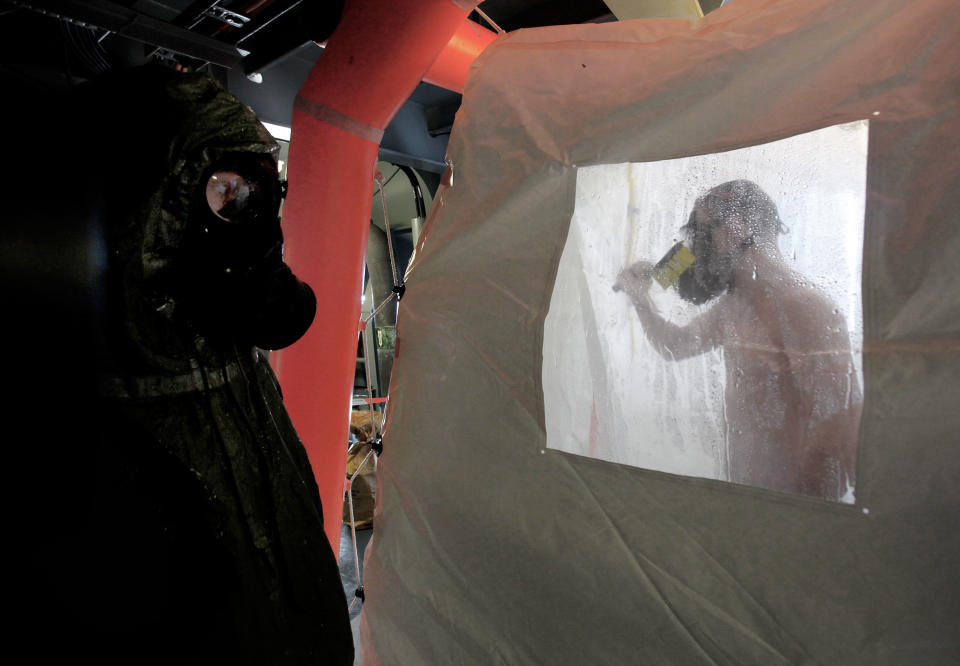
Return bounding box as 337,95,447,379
1,0,344,73
0,1,726,177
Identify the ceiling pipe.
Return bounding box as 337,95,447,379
271,0,482,555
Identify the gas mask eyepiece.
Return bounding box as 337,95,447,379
206,170,257,222
202,156,283,226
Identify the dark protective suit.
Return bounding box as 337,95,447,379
85,66,353,664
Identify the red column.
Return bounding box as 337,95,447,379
424,17,498,93
273,0,479,554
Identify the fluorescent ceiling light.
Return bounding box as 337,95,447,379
262,122,291,141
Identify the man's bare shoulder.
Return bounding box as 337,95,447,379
777,279,850,349
778,280,843,318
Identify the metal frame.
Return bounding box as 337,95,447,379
12,0,243,66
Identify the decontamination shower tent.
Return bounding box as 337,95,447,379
335,0,959,663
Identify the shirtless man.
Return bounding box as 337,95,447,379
615,180,861,501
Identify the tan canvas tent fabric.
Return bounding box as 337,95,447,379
360,0,960,663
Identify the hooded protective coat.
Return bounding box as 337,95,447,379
87,65,352,665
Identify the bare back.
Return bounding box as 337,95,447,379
713,279,861,498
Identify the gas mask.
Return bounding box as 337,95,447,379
644,212,734,306
178,153,316,350
662,181,777,305
670,210,738,305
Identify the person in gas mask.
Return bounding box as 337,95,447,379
82,65,353,664
615,180,861,502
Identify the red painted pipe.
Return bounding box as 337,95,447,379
272,0,479,554
424,18,498,93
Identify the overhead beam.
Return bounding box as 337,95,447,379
13,0,243,66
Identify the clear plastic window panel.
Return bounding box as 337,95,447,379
543,121,867,503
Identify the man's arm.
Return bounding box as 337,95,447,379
615,261,722,361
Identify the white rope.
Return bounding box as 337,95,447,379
375,172,401,289
361,290,398,328
346,170,408,613
346,443,377,613
475,7,505,35
349,450,376,484
360,324,382,444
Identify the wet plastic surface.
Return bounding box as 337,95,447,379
544,122,867,502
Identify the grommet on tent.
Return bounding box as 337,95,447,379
354,586,366,602
370,437,384,456
392,284,406,301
